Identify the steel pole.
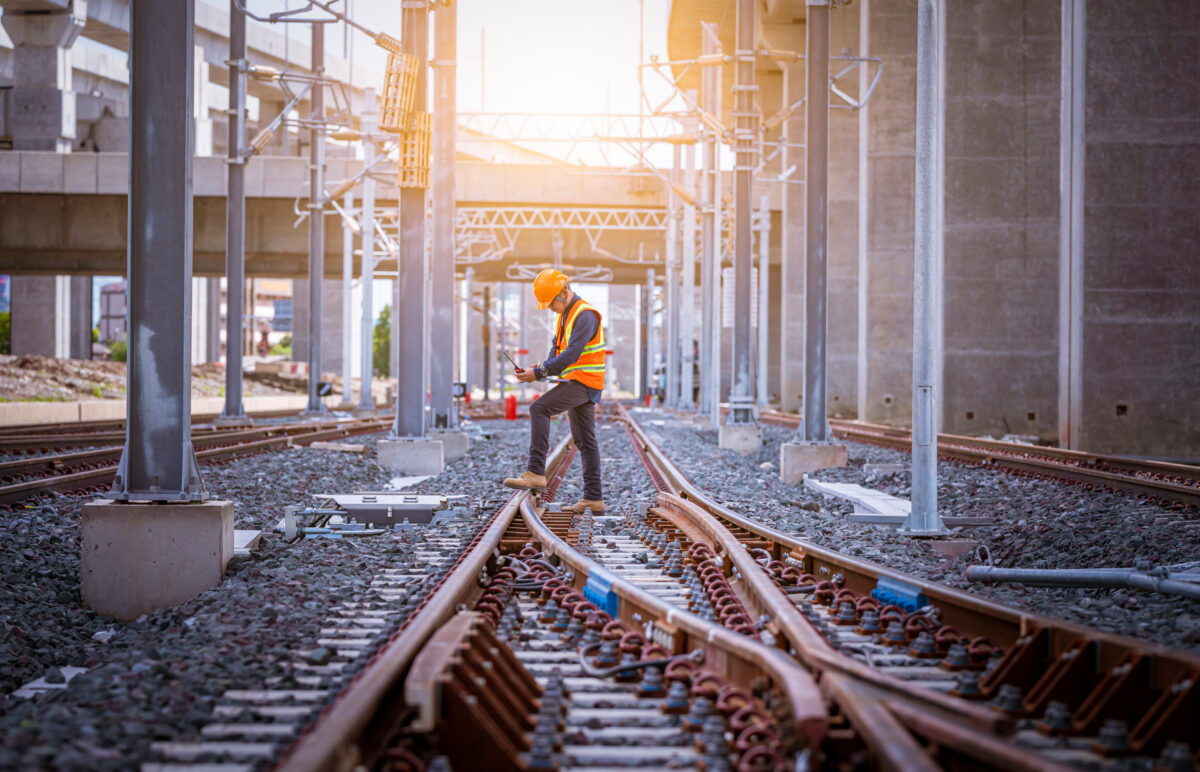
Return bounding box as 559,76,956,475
498,283,506,400
757,196,769,405
463,267,474,397
803,0,830,441
305,22,326,414
393,7,428,437
221,0,247,421
430,0,456,428
339,191,355,406
700,22,721,430
110,0,205,501
357,89,377,411
679,126,696,410
518,283,528,402
646,268,657,401
902,0,947,535
665,143,680,408
728,0,756,426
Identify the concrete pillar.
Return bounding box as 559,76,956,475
11,276,72,358
0,5,86,152
70,275,92,360
292,278,343,374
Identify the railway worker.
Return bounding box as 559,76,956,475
504,269,606,514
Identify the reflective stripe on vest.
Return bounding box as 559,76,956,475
554,299,606,389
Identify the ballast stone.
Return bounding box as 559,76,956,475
80,499,234,621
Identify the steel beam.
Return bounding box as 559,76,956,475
305,22,326,414
393,6,429,437
901,0,948,535
646,267,657,401
856,0,871,423
430,0,457,428
727,0,756,426
221,0,247,421
803,0,830,441
357,89,377,412
109,0,205,501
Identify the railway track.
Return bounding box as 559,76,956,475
0,416,392,508
174,408,1197,771
755,410,1200,510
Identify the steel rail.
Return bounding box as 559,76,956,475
623,407,1200,762
0,419,376,480
0,406,386,438
630,408,1200,669
273,435,574,772
514,495,830,753
0,418,392,507
756,410,1200,508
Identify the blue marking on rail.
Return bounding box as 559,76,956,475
583,567,620,617
871,576,928,613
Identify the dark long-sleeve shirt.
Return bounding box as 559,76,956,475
536,296,603,403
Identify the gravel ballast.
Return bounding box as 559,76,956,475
0,417,554,770
630,409,1200,654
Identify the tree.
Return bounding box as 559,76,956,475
373,304,390,377
0,311,9,355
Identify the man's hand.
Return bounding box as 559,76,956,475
515,365,538,383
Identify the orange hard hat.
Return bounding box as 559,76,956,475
533,268,568,310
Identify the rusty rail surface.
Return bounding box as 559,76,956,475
272,435,574,772
756,409,1200,509
625,407,1200,768
0,417,393,508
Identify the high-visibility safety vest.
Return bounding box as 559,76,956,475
554,298,606,389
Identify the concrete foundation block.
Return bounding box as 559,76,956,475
81,500,234,621
430,429,470,462
718,423,762,455
378,437,445,476
780,442,849,484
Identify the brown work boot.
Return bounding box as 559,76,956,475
503,471,548,490
569,499,605,514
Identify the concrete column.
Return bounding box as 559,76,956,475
70,276,92,360
0,5,85,151
206,277,220,364
11,276,72,358
780,62,805,413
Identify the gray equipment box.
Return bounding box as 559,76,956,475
323,493,451,526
